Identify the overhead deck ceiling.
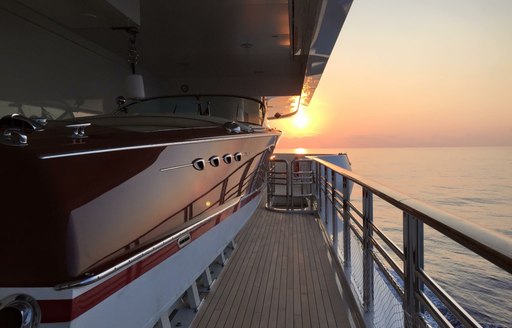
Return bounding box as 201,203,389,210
9,0,351,99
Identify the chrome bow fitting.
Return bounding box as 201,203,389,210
0,114,46,146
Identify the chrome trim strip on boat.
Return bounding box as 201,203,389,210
159,163,194,172
147,126,221,133
39,133,278,160
54,190,260,290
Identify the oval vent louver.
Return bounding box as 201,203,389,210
192,159,206,171
178,233,191,248
234,152,243,161
209,156,220,167
223,154,233,164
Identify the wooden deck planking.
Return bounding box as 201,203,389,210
308,220,338,328
297,212,312,328
192,204,352,328
252,209,282,328
233,209,272,328
209,214,269,327
227,208,273,328
303,214,331,328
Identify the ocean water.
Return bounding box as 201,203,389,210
278,147,512,327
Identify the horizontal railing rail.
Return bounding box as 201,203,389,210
308,156,512,328
312,157,512,274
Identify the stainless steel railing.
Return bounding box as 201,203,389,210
311,156,512,327
267,155,511,327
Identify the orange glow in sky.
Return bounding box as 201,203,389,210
270,0,512,149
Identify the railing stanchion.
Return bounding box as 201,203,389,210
266,161,273,207
285,161,289,210
324,165,328,225
315,162,320,212
289,160,294,211
332,172,338,249
363,188,374,312
342,175,351,268
403,212,425,326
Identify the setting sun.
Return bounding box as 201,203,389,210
293,110,309,129
269,105,323,141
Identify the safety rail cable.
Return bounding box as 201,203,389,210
309,156,511,328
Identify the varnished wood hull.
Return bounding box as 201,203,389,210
0,119,279,286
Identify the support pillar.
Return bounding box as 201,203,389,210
187,282,202,311
200,266,214,290
216,251,226,266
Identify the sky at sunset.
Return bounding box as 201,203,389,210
271,0,512,149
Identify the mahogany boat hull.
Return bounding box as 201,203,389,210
0,119,279,287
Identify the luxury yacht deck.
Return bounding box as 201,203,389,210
192,202,356,328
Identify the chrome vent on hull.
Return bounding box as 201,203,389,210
223,154,233,164
209,156,220,167
192,159,206,171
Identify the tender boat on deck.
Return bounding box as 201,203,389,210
0,95,279,286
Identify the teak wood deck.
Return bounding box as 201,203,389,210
192,203,355,328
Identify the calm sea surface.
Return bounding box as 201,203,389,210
279,147,512,327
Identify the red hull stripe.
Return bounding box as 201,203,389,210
38,191,260,323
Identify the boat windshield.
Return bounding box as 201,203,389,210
115,96,265,126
